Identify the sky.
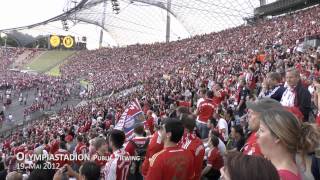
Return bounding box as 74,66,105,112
0,0,114,49
0,0,278,49
0,0,189,49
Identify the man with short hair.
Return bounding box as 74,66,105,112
146,118,194,180
53,141,71,168
260,72,285,101
212,83,227,106
243,98,282,156
141,127,164,177
74,135,88,169
53,162,101,180
104,129,131,180
196,91,215,139
179,114,205,180
236,79,249,117
281,68,312,121
91,137,110,179
125,124,149,180
145,110,155,135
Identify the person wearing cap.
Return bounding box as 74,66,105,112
280,68,312,121
242,98,283,156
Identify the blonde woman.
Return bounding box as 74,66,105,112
257,108,320,180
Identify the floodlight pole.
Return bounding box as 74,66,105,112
99,0,108,48
166,0,171,43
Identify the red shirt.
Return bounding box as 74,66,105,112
207,148,223,170
197,98,215,123
242,132,262,156
125,136,149,156
74,142,88,165
278,170,301,180
50,140,60,154
105,120,112,130
91,152,111,167
104,149,131,180
212,90,226,106
53,149,71,168
44,144,51,153
144,117,155,135
146,146,194,180
142,132,164,177
178,101,191,107
316,114,320,127
178,132,205,180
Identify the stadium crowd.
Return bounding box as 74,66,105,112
0,4,320,180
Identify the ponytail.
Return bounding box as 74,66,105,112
298,122,320,154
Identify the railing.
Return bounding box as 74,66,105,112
254,0,319,17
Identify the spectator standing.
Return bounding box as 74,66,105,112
104,129,131,180
196,91,215,139
146,119,195,180
179,114,205,180
243,98,282,156
257,108,320,180
281,68,312,121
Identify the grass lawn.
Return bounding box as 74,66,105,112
46,65,61,76
25,50,75,73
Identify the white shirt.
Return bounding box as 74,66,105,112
184,89,192,98
280,87,295,107
152,113,158,125
196,98,205,108
217,118,229,142
308,85,315,94
204,138,226,157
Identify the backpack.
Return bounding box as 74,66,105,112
129,138,150,175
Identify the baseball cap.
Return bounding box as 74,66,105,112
246,98,283,113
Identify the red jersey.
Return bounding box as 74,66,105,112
50,140,59,154
178,101,192,107
125,136,149,156
105,120,112,130
74,142,88,165
44,144,51,153
242,132,262,156
316,113,320,127
207,148,223,170
144,117,155,135
178,132,205,180
197,98,215,124
213,90,226,106
104,149,131,180
278,170,301,180
13,146,24,155
53,149,71,168
142,132,164,177
146,146,194,180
